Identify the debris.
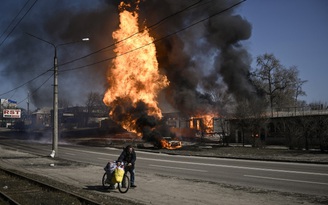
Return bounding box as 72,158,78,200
50,150,55,158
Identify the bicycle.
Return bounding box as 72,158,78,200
102,162,130,193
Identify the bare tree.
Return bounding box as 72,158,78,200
233,97,267,147
311,116,328,151
291,66,307,105
280,117,307,150
86,92,102,108
85,92,109,125
207,85,236,146
251,53,306,116
208,84,235,116
58,98,71,109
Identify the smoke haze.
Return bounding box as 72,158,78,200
0,0,254,116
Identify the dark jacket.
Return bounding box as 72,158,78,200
117,146,136,168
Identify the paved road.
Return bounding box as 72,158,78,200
1,139,328,197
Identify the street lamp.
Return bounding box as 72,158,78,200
26,33,89,158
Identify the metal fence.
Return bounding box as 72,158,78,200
270,106,328,118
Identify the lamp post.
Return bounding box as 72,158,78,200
26,33,89,158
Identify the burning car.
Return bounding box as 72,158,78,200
160,137,182,150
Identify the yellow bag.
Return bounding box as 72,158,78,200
112,167,124,183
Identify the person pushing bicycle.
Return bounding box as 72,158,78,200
117,145,137,188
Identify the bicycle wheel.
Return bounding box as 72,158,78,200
102,172,111,189
118,174,130,193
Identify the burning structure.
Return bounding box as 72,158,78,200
102,0,251,149
1,1,253,149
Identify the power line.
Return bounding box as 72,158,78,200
0,0,245,100
58,0,204,67
17,72,53,106
0,0,38,48
3,0,206,95
0,68,52,97
60,0,246,73
0,0,31,41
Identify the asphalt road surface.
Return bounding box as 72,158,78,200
1,139,327,197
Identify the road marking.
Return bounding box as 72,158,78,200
245,175,328,186
149,164,208,173
134,150,328,167
63,152,75,156
98,157,114,161
61,147,328,176
63,147,118,157
137,157,328,176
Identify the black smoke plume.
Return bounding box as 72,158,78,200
137,0,254,116
1,0,254,140
0,0,120,108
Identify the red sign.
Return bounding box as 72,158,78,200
3,109,21,118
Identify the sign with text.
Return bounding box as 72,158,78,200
3,109,21,118
1,99,17,108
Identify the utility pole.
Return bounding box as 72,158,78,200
27,91,30,116
26,32,89,158
52,46,59,158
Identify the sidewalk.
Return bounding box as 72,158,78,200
1,145,327,205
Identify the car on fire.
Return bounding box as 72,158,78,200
161,137,182,149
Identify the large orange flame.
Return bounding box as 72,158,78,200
190,113,218,133
103,1,169,133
